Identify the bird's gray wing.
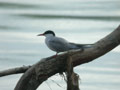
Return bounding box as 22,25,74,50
69,42,93,49
48,37,70,52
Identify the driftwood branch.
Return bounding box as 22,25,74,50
0,66,31,77
0,26,119,89
14,25,120,90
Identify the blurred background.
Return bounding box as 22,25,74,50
0,0,120,90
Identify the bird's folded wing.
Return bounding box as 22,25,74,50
69,42,94,48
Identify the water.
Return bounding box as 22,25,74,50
0,0,120,90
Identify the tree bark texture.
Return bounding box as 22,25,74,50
11,25,120,90
66,56,80,90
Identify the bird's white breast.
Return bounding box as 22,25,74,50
45,36,57,52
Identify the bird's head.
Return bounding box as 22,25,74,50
37,30,55,37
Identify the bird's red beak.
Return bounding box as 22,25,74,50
37,34,44,36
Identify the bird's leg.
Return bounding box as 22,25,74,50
56,52,58,56
52,52,58,58
54,52,58,57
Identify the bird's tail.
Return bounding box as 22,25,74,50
79,44,94,48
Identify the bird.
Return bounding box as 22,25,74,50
37,30,93,56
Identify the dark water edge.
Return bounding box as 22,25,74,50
16,14,120,21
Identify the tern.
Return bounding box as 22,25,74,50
37,30,93,56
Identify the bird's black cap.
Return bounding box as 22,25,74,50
44,30,55,36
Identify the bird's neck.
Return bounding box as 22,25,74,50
45,34,54,38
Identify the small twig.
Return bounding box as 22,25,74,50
51,79,65,89
45,81,52,90
59,73,67,82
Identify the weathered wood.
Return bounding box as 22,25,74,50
15,25,120,90
66,56,79,90
11,25,120,90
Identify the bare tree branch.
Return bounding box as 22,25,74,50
0,66,31,77
14,25,120,90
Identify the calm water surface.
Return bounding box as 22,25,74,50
0,0,120,90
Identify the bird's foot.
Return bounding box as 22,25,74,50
52,53,58,58
52,55,57,58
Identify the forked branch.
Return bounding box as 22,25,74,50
14,25,120,90
0,26,120,90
